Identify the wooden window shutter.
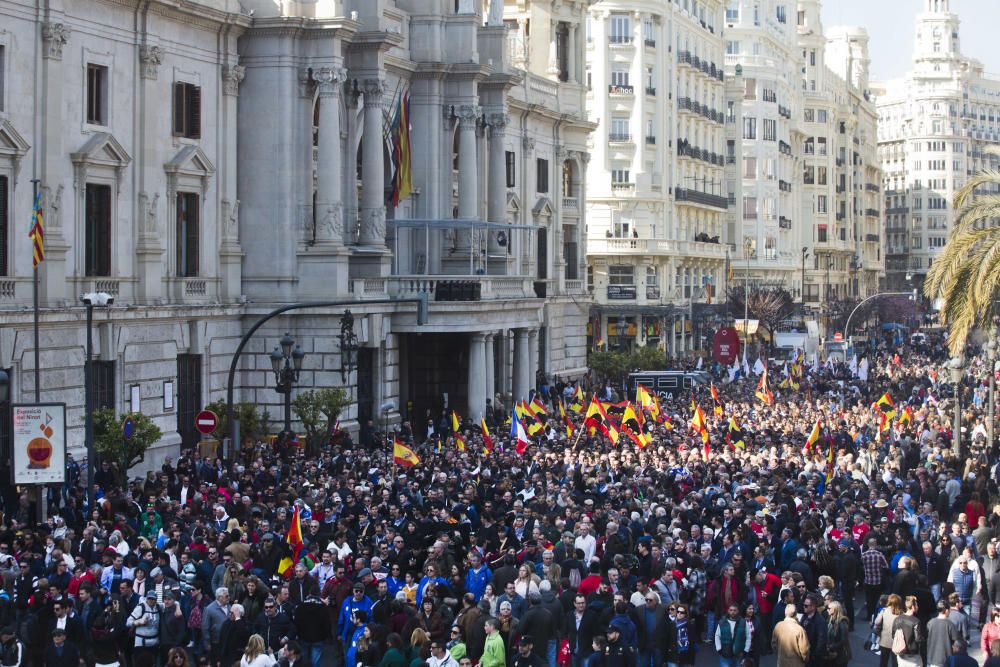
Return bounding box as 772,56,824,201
189,85,201,138
173,82,185,135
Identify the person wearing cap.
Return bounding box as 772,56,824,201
509,634,544,667
159,589,187,661
338,583,373,642
127,588,163,663
603,623,636,667
44,627,80,667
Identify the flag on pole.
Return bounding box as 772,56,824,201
558,399,575,439
569,385,585,413
898,405,913,428
278,504,305,577
690,401,709,455
480,417,494,454
710,382,724,416
389,90,413,207
875,393,894,411
755,367,774,406
393,436,420,468
621,403,648,449
804,419,822,455
584,396,620,444
510,409,530,455
29,190,44,268
726,416,746,449
529,396,548,417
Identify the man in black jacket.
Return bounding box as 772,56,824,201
518,593,554,663
254,597,298,654
294,596,331,667
564,594,602,667
44,629,80,667
832,539,859,630
800,594,827,667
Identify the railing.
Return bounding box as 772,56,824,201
609,35,633,44
588,238,678,254
350,278,389,298
94,280,120,296
565,279,584,292
865,209,880,218
675,187,729,209
562,197,578,210
0,281,15,300
865,234,880,243
609,133,632,142
184,280,207,296
611,182,635,190
387,276,537,301
645,87,657,96
865,183,880,192
644,38,656,47
645,136,656,145
779,217,792,229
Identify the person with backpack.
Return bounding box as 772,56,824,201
127,590,162,666
891,595,925,667
713,604,749,667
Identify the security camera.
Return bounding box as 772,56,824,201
380,401,396,413
80,292,114,307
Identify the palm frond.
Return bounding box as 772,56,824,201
953,171,1000,208
925,228,994,298
950,195,1000,236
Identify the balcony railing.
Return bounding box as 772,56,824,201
645,136,656,145
588,238,678,254
645,87,657,96
609,133,632,142
611,181,635,190
674,187,729,209
609,35,633,44
386,276,538,301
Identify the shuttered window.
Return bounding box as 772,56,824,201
172,82,201,139
176,192,199,277
85,184,112,276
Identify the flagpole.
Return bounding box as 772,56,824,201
30,179,40,403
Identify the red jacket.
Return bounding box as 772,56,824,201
754,573,782,614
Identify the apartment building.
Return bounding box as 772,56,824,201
586,0,728,354
874,0,1000,292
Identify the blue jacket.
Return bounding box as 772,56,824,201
415,575,448,606
337,595,374,641
465,566,492,602
610,613,638,648
345,623,366,667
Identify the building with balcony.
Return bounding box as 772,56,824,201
795,1,882,318
873,0,1000,292
0,0,592,465
585,0,728,355
722,0,806,295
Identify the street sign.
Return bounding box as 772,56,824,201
122,416,135,440
195,410,218,435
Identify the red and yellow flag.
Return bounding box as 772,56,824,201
690,401,709,450
755,368,774,406
29,191,44,268
804,419,821,455
393,436,420,468
710,383,724,416
875,392,894,411
569,385,585,413
480,417,494,454
558,399,575,439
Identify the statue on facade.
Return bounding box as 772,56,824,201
487,0,504,26
139,192,159,234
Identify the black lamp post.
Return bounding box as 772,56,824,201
81,291,113,514
270,332,305,441
339,310,359,381
617,315,628,351
948,355,965,458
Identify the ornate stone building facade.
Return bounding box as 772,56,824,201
0,0,592,466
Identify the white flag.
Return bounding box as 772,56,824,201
858,357,870,382
742,356,751,377
696,356,703,370
811,352,819,372
753,357,765,376
849,354,858,376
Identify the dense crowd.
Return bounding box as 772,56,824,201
2,328,1000,667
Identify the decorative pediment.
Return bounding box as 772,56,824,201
70,132,132,171
164,145,216,179
0,120,30,160
532,196,554,217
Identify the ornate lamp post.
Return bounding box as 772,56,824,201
81,291,113,513
616,315,628,351
270,332,305,441
948,355,965,457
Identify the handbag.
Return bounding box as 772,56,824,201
891,628,907,655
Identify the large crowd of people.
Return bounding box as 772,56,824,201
1,327,999,667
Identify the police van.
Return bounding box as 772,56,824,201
626,370,711,399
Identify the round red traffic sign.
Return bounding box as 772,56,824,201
195,410,218,435
712,327,741,365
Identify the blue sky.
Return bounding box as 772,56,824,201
821,0,999,82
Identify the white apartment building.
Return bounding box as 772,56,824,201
795,1,882,315
721,0,805,294
874,0,1000,293
585,0,728,355
0,0,593,467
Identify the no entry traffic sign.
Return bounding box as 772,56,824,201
195,410,218,435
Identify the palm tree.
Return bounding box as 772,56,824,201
924,146,1000,355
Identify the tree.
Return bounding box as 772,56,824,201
727,285,796,347
925,145,1000,355
92,409,162,485
292,387,350,456
630,345,667,371
204,399,268,443
588,350,630,383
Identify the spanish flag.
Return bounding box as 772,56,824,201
898,405,913,428
726,416,745,449
480,417,494,454
569,385,585,413
621,402,648,449
529,397,548,417
710,383,724,416
558,399,575,439
390,90,413,206
451,410,461,432
875,392,894,411
804,419,821,455
636,384,655,411
278,504,305,578
755,367,774,406
690,401,709,452
393,437,420,468
584,396,620,445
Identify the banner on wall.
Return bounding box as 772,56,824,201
12,403,66,484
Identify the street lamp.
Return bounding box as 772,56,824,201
81,291,113,514
339,310,359,381
948,355,965,457
743,238,753,354
270,332,305,441
800,247,809,304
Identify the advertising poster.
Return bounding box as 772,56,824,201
12,403,66,484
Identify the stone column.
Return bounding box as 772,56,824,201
487,112,508,224
679,313,686,354
359,79,387,247
485,333,496,413
527,328,539,394
468,332,488,422
457,105,481,219
513,329,530,401
568,24,578,83
313,68,348,246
